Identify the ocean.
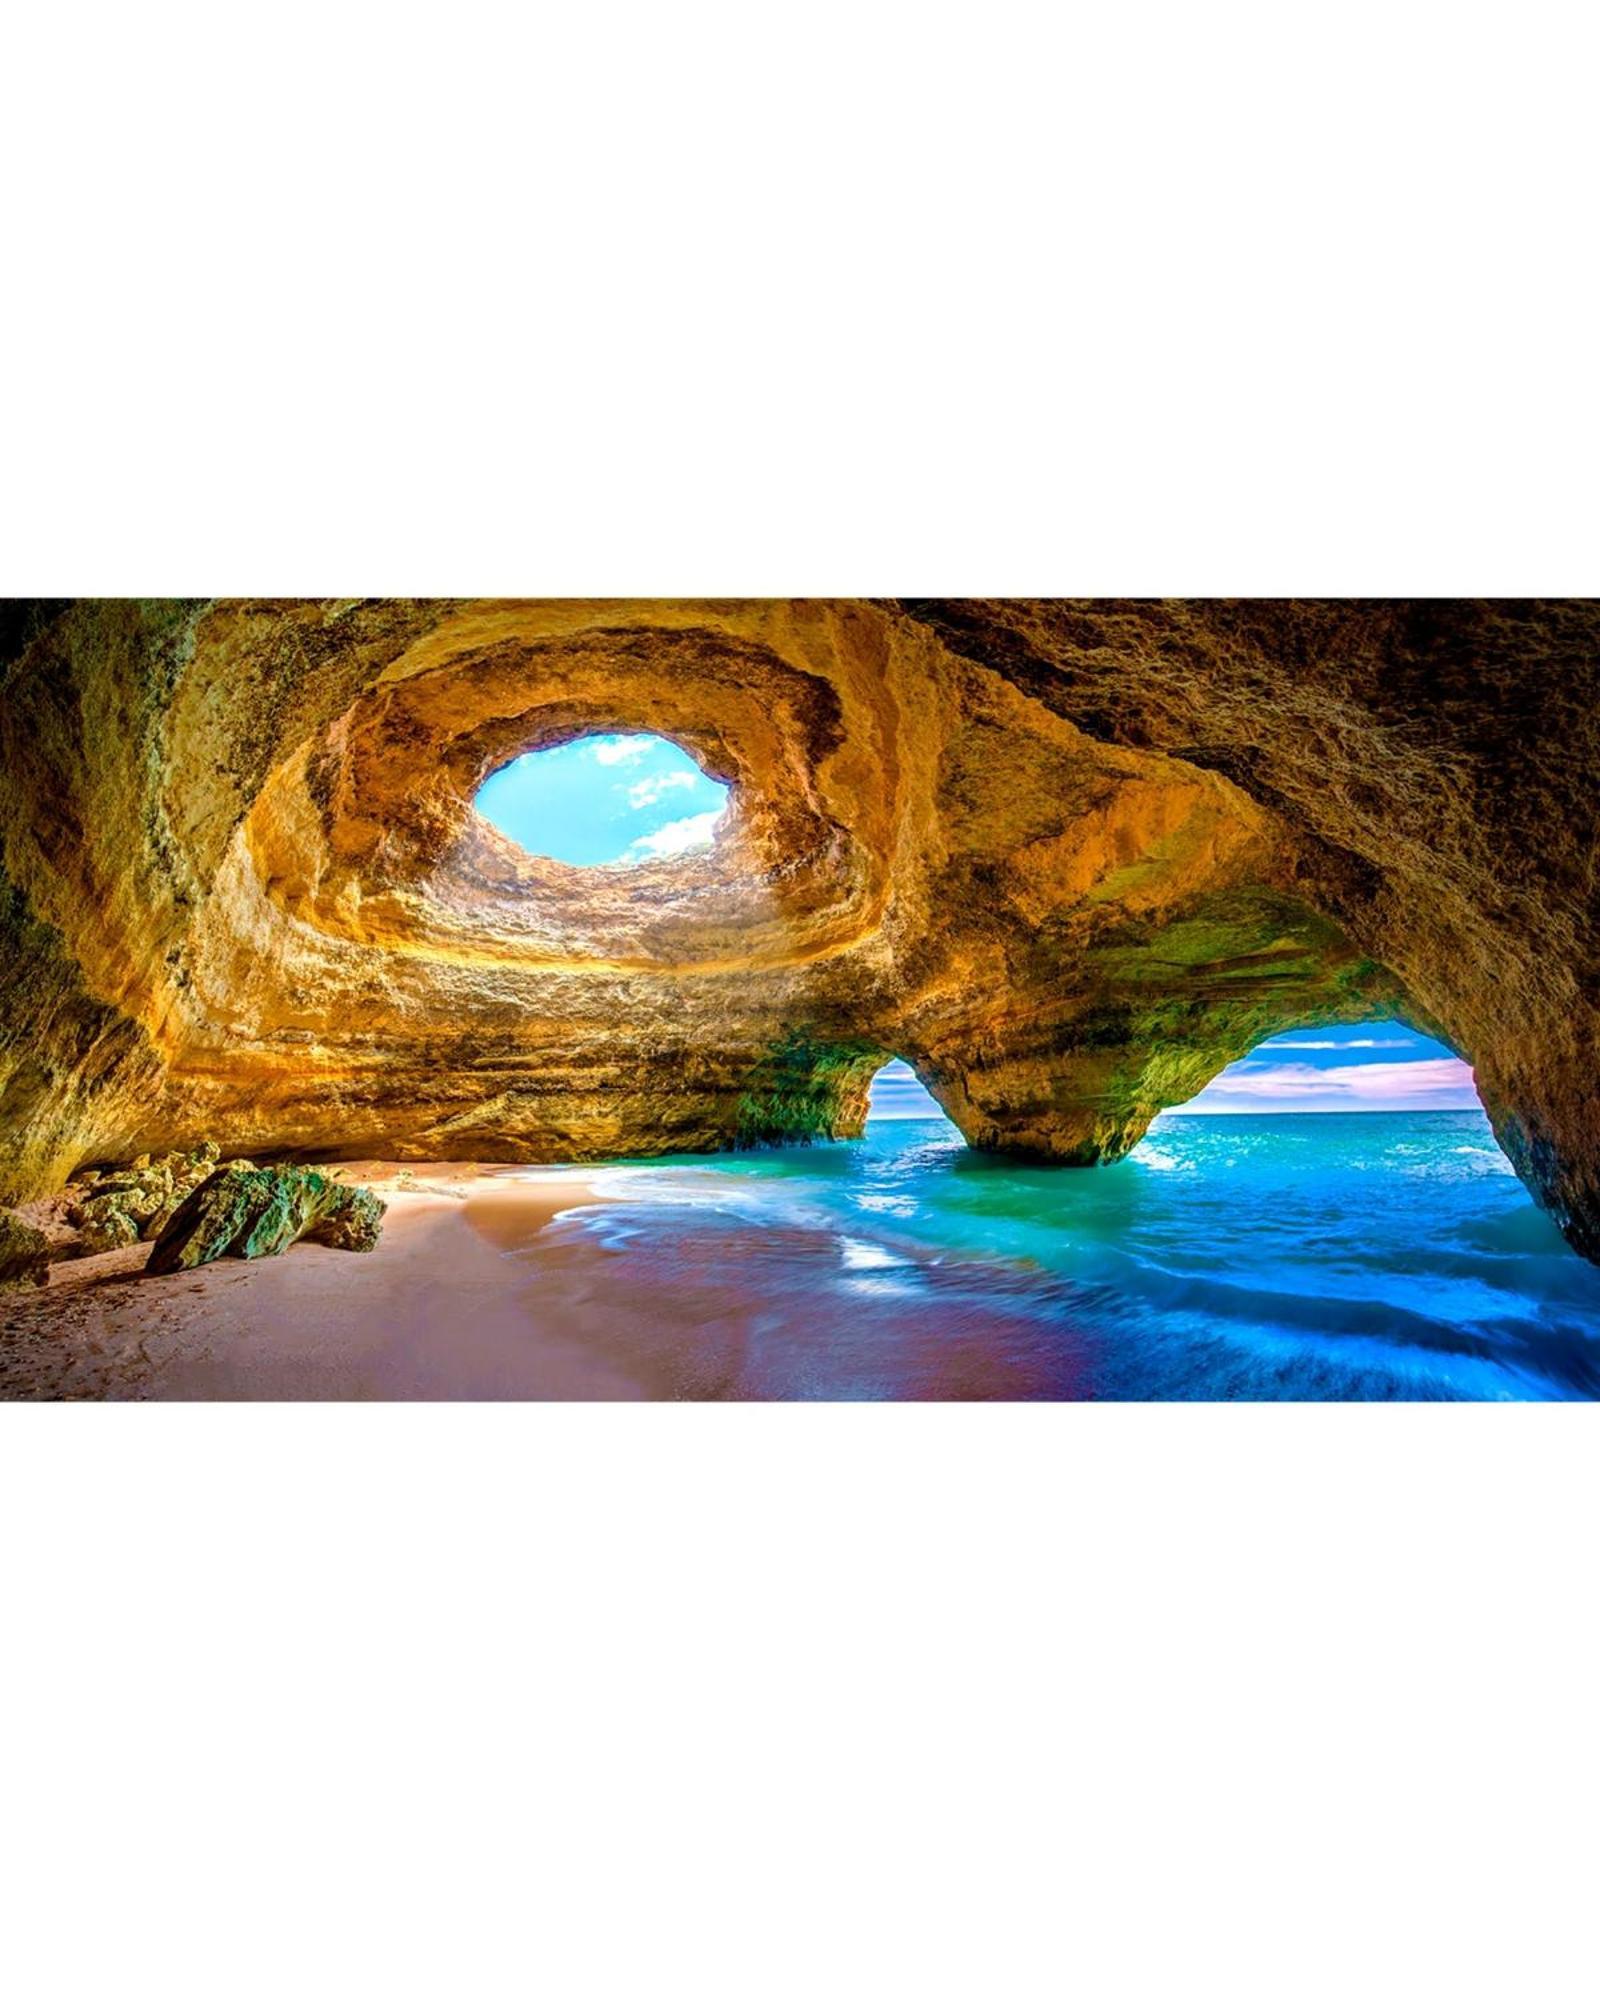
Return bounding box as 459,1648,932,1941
537,1111,1600,1400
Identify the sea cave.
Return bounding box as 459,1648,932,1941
2,598,1598,1397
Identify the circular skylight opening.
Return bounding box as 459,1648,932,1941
474,733,729,867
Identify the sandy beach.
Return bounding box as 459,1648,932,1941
10,1114,1586,1402
0,1149,1086,1402
0,1164,649,1402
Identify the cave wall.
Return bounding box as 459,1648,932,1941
897,600,1600,1252
1,598,1595,1261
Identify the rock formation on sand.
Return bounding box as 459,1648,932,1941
145,1163,385,1274
68,1143,222,1251
0,600,1596,1260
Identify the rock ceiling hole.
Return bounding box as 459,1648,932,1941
474,733,730,867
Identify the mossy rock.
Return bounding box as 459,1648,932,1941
0,1210,50,1289
78,1205,142,1254
145,1162,386,1276
734,1035,887,1146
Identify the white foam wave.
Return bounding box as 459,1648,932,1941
839,1236,910,1270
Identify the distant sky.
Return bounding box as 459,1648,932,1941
868,1059,946,1120
869,1027,1478,1124
1168,1022,1478,1113
475,733,728,866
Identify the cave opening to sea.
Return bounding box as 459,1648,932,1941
549,1011,1598,1400
474,732,730,866
1161,1019,1482,1120
604,1016,1590,1398
865,1058,955,1127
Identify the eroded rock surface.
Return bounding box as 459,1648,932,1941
69,1143,221,1250
1,599,1596,1260
0,1211,49,1289
145,1163,386,1274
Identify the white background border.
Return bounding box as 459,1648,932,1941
4,5,1598,1995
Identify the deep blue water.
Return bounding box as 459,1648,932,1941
552,1113,1600,1400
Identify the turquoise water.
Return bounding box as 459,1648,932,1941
558,1112,1600,1400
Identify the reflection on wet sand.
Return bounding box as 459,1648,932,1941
465,1185,1094,1400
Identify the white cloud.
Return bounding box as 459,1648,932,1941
1259,1037,1415,1050
625,770,696,809
1173,1057,1478,1111
590,735,652,767
624,810,720,860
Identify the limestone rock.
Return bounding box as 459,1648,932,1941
67,1142,222,1252
78,1205,142,1254
1,599,1598,1264
0,1210,50,1289
145,1163,386,1275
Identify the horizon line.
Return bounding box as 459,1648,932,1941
867,1104,1487,1125
1159,1105,1481,1117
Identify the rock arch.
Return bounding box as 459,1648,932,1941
1,598,1596,1261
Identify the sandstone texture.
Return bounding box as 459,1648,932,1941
0,599,1596,1259
68,1142,221,1250
0,1210,50,1289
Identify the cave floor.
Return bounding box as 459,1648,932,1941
0,1165,656,1401
1,1152,1084,1402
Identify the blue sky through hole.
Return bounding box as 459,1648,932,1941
476,734,728,866
865,1025,1478,1122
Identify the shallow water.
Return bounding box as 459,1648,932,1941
536,1112,1600,1400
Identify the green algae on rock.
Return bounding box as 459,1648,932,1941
734,1035,892,1147
145,1163,387,1276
